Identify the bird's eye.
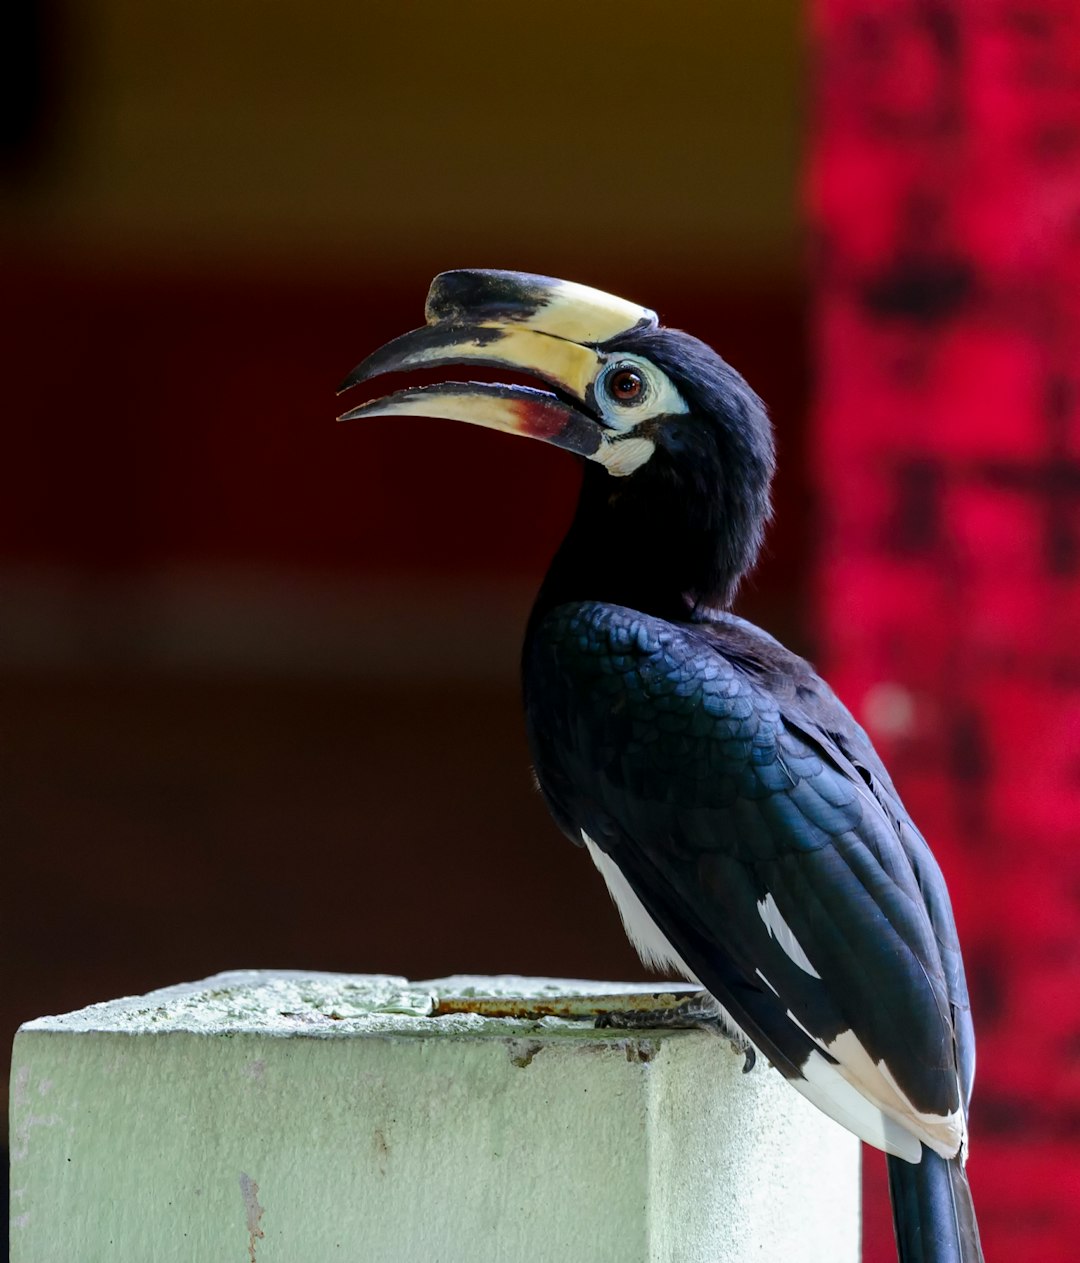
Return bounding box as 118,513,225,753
605,367,646,404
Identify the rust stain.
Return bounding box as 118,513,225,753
239,1172,265,1262
431,989,695,1022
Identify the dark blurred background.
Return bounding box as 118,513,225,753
1,7,803,992
3,3,1078,1261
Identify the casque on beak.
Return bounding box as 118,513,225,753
337,269,657,460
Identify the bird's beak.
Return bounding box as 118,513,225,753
337,269,657,459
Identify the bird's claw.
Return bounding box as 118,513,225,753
732,1039,756,1073
593,991,756,1072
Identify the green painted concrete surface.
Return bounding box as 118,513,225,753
10,971,859,1262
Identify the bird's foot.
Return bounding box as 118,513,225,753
595,991,756,1071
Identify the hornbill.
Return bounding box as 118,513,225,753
340,270,982,1263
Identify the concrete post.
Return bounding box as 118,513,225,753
10,971,859,1262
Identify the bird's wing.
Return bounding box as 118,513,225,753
712,609,976,1114
525,600,969,1161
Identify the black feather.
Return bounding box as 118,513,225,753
888,1149,983,1263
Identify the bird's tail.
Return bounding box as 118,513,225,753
886,1147,983,1263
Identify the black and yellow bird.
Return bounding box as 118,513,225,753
340,270,982,1263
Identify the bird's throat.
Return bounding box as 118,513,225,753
531,464,748,626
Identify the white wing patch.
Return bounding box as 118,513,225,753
755,969,780,996
788,1025,965,1162
757,892,821,978
582,834,764,1060
791,1050,923,1162
824,1029,966,1160
582,833,699,982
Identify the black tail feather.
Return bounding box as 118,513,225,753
887,1147,983,1263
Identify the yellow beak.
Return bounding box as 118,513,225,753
337,269,656,459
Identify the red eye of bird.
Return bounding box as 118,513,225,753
606,367,645,403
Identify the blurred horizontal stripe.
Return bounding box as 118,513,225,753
0,568,536,681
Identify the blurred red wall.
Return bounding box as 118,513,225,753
812,3,1080,1260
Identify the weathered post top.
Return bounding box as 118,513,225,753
11,971,859,1262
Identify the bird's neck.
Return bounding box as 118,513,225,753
530,461,758,628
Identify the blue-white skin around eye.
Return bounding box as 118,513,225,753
588,354,690,477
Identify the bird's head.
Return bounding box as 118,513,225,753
340,270,775,611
